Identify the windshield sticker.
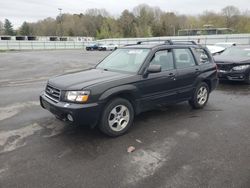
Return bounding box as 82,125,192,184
128,50,143,54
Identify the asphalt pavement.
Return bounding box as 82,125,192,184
0,50,249,188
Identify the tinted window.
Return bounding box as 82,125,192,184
150,50,174,71
194,48,210,64
173,49,196,69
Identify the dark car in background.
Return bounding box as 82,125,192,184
85,43,101,51
214,46,250,84
40,40,218,137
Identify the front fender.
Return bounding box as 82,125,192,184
99,85,138,101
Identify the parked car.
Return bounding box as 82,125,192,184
98,43,118,51
40,40,218,137
85,43,101,51
214,46,250,84
206,45,226,56
215,42,236,48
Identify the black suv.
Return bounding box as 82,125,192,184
40,40,218,136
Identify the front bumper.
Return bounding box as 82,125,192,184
217,70,248,81
40,92,102,126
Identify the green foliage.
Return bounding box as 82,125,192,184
0,21,4,35
11,5,250,38
4,19,14,35
19,22,32,36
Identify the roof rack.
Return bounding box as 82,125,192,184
136,39,173,45
136,39,197,45
170,40,197,45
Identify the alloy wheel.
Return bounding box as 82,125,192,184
197,86,208,105
108,105,130,132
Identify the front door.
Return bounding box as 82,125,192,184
137,49,178,109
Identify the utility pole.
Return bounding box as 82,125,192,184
58,8,63,39
171,25,176,36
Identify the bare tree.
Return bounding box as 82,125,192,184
15,4,250,38
222,6,240,28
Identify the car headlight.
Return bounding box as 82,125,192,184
65,91,90,103
232,65,250,71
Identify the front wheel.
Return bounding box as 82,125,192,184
189,82,209,109
99,98,134,137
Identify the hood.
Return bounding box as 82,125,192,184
214,56,250,64
48,68,132,90
206,45,225,55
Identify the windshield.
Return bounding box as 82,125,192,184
221,47,250,58
96,48,150,73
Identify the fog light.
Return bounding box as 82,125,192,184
67,114,74,122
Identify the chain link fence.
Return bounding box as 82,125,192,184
0,41,85,50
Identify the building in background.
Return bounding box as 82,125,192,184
178,25,233,36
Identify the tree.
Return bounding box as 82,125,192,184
119,10,136,37
15,4,250,38
4,19,14,35
133,4,155,37
0,21,4,35
19,22,31,35
222,6,240,28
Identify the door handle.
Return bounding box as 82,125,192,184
168,73,176,80
195,68,201,74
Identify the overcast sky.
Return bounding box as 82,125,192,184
1,0,249,28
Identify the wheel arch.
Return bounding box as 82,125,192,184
99,85,139,114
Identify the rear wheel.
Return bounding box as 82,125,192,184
189,82,209,109
99,98,134,137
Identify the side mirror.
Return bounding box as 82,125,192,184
143,64,161,78
147,64,162,73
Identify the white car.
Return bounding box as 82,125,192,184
98,43,118,51
206,45,226,56
215,42,236,48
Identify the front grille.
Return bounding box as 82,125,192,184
45,84,61,102
217,63,233,71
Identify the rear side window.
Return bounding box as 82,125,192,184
194,48,210,64
173,49,196,69
150,50,174,71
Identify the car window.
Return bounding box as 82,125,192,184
96,49,150,73
221,47,250,57
194,48,210,64
173,48,196,69
150,50,174,71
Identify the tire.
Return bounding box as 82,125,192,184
99,98,134,137
189,82,209,109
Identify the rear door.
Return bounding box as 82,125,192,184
138,49,178,109
173,48,200,99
